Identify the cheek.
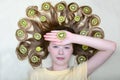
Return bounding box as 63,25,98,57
65,49,73,58
48,47,58,56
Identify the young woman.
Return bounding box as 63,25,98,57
29,26,116,80
15,1,116,80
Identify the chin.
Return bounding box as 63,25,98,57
55,60,68,65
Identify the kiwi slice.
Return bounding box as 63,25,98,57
42,2,50,11
31,56,40,63
57,3,65,11
69,3,78,12
74,16,81,22
35,46,42,52
19,45,28,54
80,30,88,36
82,6,92,15
27,9,36,17
82,45,88,50
77,55,87,64
57,31,66,40
40,15,47,22
33,33,42,40
16,29,25,38
19,19,28,28
58,16,65,23
94,32,102,38
90,17,99,26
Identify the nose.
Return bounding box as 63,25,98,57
58,49,64,55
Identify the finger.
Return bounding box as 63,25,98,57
44,35,57,39
46,32,56,35
45,33,57,36
44,37,61,42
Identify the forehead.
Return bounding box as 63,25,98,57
49,42,72,46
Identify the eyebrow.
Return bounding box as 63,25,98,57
64,44,72,46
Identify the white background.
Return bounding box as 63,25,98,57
0,0,120,80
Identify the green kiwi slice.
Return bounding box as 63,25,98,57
82,45,88,50
27,9,36,17
19,45,28,54
77,55,87,64
82,6,92,15
57,31,66,40
69,3,78,12
31,55,40,63
58,16,65,23
57,3,65,11
74,16,81,22
33,33,42,40
16,29,25,39
40,15,47,22
94,32,102,38
80,30,88,36
90,17,99,26
19,19,28,28
35,46,42,52
42,2,50,11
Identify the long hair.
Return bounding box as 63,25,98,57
15,1,104,67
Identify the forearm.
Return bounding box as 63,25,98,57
72,34,116,52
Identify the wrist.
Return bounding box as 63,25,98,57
70,33,79,43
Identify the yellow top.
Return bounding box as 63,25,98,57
29,62,87,80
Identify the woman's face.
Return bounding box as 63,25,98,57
48,42,73,65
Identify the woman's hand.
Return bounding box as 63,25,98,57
44,30,75,45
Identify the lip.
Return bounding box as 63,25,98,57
56,57,65,60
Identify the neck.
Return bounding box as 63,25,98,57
50,63,69,71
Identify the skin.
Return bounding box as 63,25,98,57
44,30,116,76
48,42,73,71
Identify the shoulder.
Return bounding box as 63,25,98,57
68,62,87,79
69,62,87,73
29,67,45,80
29,67,45,75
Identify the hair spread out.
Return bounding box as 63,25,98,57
15,1,104,68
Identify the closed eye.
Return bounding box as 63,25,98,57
64,47,70,49
53,46,58,48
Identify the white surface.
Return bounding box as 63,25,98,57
0,0,120,80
